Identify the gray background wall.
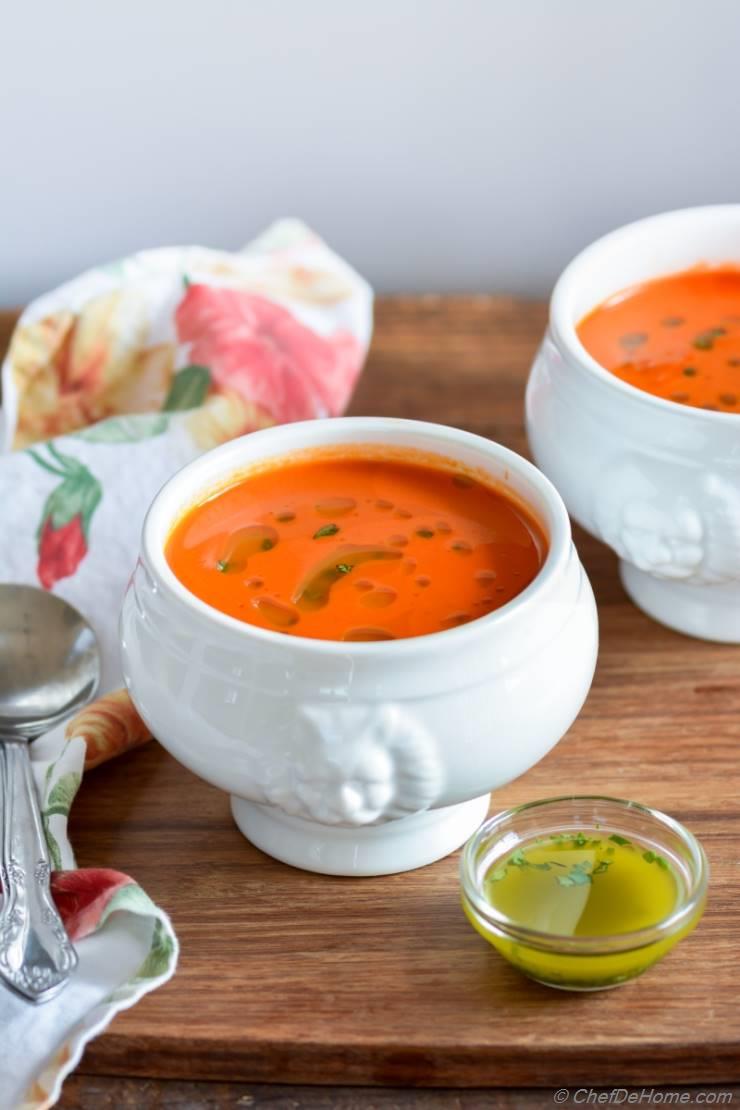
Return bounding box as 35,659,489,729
2,0,738,305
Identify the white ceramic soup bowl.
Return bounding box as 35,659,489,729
120,417,598,876
527,205,740,643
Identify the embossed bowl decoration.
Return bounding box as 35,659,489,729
120,417,598,876
527,205,740,643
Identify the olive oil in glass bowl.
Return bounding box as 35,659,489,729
460,796,708,991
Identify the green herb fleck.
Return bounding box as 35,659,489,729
216,560,228,572
592,859,613,876
693,332,715,350
609,833,631,846
711,326,727,337
662,316,685,328
314,523,339,539
557,861,593,887
490,867,507,882
642,850,669,870
572,832,588,848
416,528,434,539
683,366,698,377
335,563,353,574
503,848,552,872
261,538,275,551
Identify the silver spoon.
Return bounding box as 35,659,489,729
0,585,100,1003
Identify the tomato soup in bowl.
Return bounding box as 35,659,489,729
527,205,740,643
121,417,597,876
165,452,546,643
577,266,740,414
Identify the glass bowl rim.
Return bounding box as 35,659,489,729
459,794,709,955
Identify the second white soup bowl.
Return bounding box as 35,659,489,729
527,205,740,643
120,417,598,876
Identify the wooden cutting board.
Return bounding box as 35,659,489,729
3,298,739,1088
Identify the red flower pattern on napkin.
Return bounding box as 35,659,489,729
37,515,88,590
175,285,363,423
51,869,133,941
28,443,102,590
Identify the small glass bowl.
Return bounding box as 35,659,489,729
460,796,708,991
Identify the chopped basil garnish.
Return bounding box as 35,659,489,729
313,523,340,539
557,860,592,887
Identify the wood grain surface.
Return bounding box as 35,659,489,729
56,1076,740,1109
2,299,739,1097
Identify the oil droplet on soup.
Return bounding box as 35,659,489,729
450,540,472,555
577,266,740,412
293,545,402,612
251,597,299,629
361,586,397,609
215,524,278,573
165,454,546,641
444,611,472,626
315,496,356,517
343,627,395,642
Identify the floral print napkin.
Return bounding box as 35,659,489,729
0,221,372,1108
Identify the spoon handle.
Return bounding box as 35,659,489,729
0,738,77,1002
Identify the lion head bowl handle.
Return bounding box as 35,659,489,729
259,703,443,828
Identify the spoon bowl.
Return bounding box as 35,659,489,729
0,585,99,732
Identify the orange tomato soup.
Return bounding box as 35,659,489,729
577,266,740,412
166,452,546,642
